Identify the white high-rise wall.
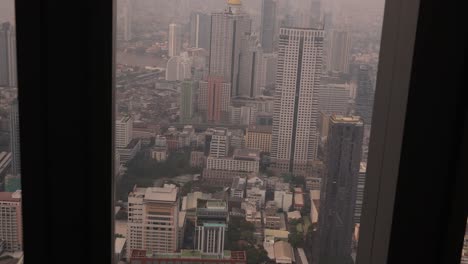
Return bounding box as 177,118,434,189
115,116,133,148
271,28,324,173
169,23,182,57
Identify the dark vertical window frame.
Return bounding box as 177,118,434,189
15,0,115,262
358,0,468,263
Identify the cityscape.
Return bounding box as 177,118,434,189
0,0,466,264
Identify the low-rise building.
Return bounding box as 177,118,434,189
230,177,246,198
190,151,206,168
117,138,141,164
129,250,247,264
245,125,272,153
151,147,167,161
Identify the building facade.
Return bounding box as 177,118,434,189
260,0,276,53
354,64,375,125
326,29,351,74
271,28,324,174
0,191,22,252
209,0,251,96
116,116,133,148
168,23,182,57
318,115,364,262
245,125,272,153
180,81,194,122
190,12,211,51
198,77,231,123
9,99,20,176
195,199,228,256
127,186,179,254
0,22,16,87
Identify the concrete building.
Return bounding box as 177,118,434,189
190,151,206,168
274,190,293,212
317,83,351,116
245,125,272,153
121,0,132,41
0,191,22,252
354,64,375,125
195,199,228,256
206,149,260,173
305,176,321,191
238,34,263,98
273,241,295,264
229,105,256,125
271,28,324,174
209,0,251,96
166,55,192,81
151,147,167,162
230,177,246,198
0,152,12,179
310,190,320,224
117,138,141,164
198,77,231,123
326,29,351,74
259,53,278,90
246,186,266,207
190,12,211,51
355,162,366,224
129,249,247,264
319,115,364,262
9,100,19,176
260,0,276,53
202,169,253,187
127,185,179,254
180,81,194,122
0,22,17,87
116,116,133,149
168,23,182,57
209,128,231,158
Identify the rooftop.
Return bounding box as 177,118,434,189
247,125,272,133
233,148,261,160
331,115,363,124
144,186,178,202
0,191,21,202
131,249,246,261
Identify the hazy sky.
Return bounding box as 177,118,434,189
0,0,15,23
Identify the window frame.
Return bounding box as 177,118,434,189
14,0,466,263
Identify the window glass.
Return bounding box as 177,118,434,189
114,0,385,263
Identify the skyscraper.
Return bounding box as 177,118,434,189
310,0,322,27
122,0,132,41
318,115,363,263
9,99,20,176
198,76,231,123
326,29,351,74
190,12,211,51
354,64,375,125
238,34,263,98
209,0,252,97
354,162,366,224
168,23,182,57
0,22,16,87
260,0,276,53
195,199,228,256
127,185,179,254
0,190,22,252
115,116,133,148
270,28,324,174
180,81,194,122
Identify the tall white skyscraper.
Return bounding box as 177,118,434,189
122,0,132,41
209,0,252,97
9,99,20,176
115,116,133,148
168,23,182,57
271,28,324,174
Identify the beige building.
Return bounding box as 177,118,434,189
245,125,272,153
127,185,179,254
0,191,22,252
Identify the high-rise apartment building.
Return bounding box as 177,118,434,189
310,0,322,27
245,125,272,153
259,53,278,90
195,199,228,256
318,115,363,263
0,191,22,252
115,116,133,148
238,34,263,98
317,83,351,115
354,162,366,224
0,22,16,87
354,64,375,125
209,0,251,96
190,12,211,51
326,29,351,74
127,185,179,254
198,77,231,123
122,0,132,41
180,81,194,122
168,24,182,57
166,55,192,81
9,99,20,176
209,128,230,158
260,0,276,53
270,28,324,174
